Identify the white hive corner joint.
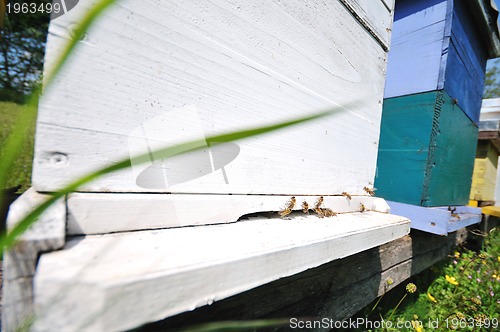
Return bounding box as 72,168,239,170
32,208,409,332
2,188,66,332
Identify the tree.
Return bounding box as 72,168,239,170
483,58,500,99
0,0,50,103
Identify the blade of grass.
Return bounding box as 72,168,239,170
0,106,343,253
0,0,119,210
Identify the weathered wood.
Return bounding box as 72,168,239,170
34,0,390,196
2,189,66,332
136,229,467,331
32,212,409,331
67,193,390,234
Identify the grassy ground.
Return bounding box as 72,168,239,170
355,227,500,331
0,101,35,192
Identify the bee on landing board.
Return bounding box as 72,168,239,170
279,196,296,218
363,187,376,196
313,196,324,218
314,196,324,209
342,192,352,200
360,202,366,212
322,208,337,217
301,201,309,214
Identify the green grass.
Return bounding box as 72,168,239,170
356,228,500,331
0,101,35,192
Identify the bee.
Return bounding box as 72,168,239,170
360,202,366,212
301,201,309,214
342,192,352,200
314,207,325,218
451,213,461,220
279,196,296,218
314,196,324,209
363,187,376,196
322,208,337,217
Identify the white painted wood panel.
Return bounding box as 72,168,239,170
33,212,409,331
67,193,391,234
34,0,389,195
338,0,393,49
381,0,395,12
388,201,482,235
2,189,66,332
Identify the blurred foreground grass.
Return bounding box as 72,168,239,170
0,102,35,192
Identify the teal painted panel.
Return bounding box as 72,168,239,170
376,150,428,204
376,90,478,207
375,92,437,205
423,91,478,206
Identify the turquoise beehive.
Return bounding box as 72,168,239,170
376,0,500,206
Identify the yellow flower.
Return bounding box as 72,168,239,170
454,251,460,258
406,283,417,293
445,275,459,285
498,256,500,262
387,277,394,285
427,292,437,303
411,320,423,332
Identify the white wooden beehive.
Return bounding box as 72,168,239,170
31,0,397,235
0,1,415,331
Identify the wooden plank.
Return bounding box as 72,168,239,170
423,91,478,206
387,201,450,235
381,0,395,11
388,201,482,235
67,193,390,234
443,0,488,124
2,189,66,332
470,141,499,201
338,0,393,50
375,92,435,205
384,0,451,98
376,90,478,207
135,230,467,331
433,206,483,233
482,205,500,217
33,212,410,331
35,0,388,194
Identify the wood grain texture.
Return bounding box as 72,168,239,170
33,212,409,331
423,91,478,206
2,189,66,332
67,193,390,234
34,0,390,195
376,90,478,207
384,0,491,124
384,0,450,98
443,0,488,123
136,230,467,331
337,0,393,50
